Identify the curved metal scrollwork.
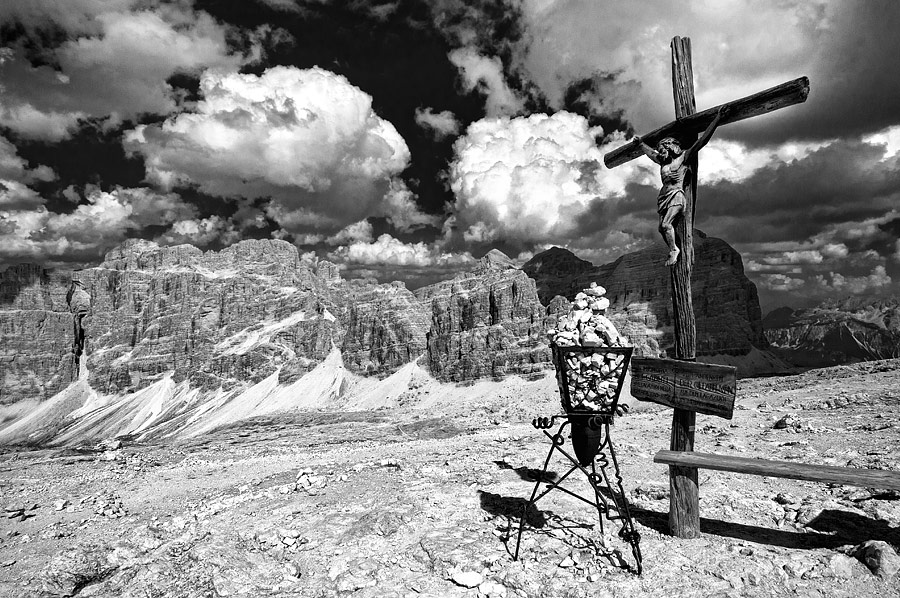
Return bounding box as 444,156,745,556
513,415,643,575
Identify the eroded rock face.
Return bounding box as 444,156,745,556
337,280,430,378
1,239,428,401
78,239,343,393
1,233,773,408
764,299,900,367
415,252,552,382
0,264,74,403
523,232,769,359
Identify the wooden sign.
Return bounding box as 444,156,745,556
630,357,736,419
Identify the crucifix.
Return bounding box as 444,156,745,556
604,37,809,538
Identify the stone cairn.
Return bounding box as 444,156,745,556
546,283,627,412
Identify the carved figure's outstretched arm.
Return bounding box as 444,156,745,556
633,136,663,164
684,106,727,160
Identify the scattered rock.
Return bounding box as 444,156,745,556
478,581,507,597
773,492,798,506
100,450,121,462
773,414,797,429
632,482,669,501
796,505,823,526
278,528,301,539
97,438,123,451
828,554,857,579
451,570,483,588
40,544,116,597
853,540,900,579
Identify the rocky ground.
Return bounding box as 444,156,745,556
2,360,900,598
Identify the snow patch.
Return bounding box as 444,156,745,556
215,311,309,356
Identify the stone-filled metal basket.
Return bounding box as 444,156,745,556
552,344,633,466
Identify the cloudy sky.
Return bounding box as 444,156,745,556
1,0,899,311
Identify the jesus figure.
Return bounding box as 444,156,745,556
633,106,727,266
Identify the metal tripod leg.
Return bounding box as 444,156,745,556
593,422,643,574
513,422,569,561
514,417,643,575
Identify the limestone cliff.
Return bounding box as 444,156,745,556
0,265,74,403
415,251,553,382
523,232,769,360
337,279,430,378
0,239,428,402
764,298,900,367
1,233,774,410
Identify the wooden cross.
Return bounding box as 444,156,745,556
604,37,809,538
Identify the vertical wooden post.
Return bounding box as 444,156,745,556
667,36,700,538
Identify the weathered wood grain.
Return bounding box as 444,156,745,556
667,35,701,540
603,76,810,168
654,451,900,491
630,357,737,419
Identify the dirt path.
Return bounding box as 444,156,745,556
2,361,899,597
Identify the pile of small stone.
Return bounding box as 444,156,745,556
545,283,627,412
88,493,127,518
546,283,622,348
295,469,326,494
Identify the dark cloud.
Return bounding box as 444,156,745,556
562,74,635,137
724,1,900,145
699,140,900,243
11,122,146,212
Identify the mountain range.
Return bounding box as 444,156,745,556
1,233,781,445
763,298,900,367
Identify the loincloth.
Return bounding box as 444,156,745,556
657,187,685,214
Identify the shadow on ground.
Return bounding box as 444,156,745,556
493,460,559,483
628,506,900,549
477,490,638,572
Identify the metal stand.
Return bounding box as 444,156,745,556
513,414,642,575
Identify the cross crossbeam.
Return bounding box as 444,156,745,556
604,77,809,168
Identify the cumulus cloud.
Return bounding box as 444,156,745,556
0,186,199,265
815,265,892,294
759,274,805,292
449,48,524,118
325,220,374,246
414,107,461,139
255,0,303,11
125,66,412,237
762,250,824,266
0,0,264,140
380,179,442,232
0,135,54,183
155,215,239,247
864,125,900,160
447,111,614,248
328,234,473,267
0,135,56,210
743,211,898,308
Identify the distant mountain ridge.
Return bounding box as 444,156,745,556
763,297,900,367
1,235,782,445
